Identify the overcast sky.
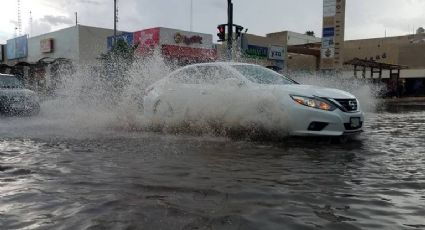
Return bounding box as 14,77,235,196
1,0,424,44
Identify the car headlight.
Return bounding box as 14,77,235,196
290,95,336,111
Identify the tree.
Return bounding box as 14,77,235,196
99,38,139,102
305,31,315,37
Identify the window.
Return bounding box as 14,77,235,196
232,65,297,85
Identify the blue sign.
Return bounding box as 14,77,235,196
6,35,28,60
323,27,335,37
245,45,269,58
107,32,134,51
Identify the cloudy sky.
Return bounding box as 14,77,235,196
1,0,424,44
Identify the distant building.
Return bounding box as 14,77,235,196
1,25,116,66
217,31,321,72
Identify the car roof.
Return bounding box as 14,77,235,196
0,74,16,77
181,62,260,69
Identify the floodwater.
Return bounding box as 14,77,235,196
1,102,424,230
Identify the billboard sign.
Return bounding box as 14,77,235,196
133,28,160,48
321,47,335,58
245,45,268,58
323,27,335,37
321,37,334,48
40,38,54,53
6,35,28,59
159,28,213,48
7,35,28,59
174,32,203,46
268,46,285,60
323,0,336,17
107,32,134,51
321,0,346,70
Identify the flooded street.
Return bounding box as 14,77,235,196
0,104,424,230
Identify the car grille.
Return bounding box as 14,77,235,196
334,99,358,112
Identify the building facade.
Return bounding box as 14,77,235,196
217,31,321,72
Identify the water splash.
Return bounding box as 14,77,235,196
0,51,383,139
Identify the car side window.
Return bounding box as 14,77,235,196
168,68,198,84
169,65,237,85
195,66,234,85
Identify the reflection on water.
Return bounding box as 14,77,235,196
1,106,425,230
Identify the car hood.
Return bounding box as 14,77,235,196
0,88,38,98
268,84,356,99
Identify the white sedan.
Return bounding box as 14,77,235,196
143,62,364,137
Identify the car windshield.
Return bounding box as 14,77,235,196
169,65,236,85
232,65,297,85
0,76,24,89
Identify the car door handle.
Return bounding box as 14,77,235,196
168,88,175,91
200,90,207,95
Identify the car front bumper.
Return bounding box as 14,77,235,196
287,105,364,137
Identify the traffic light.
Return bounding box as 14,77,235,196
235,25,244,39
217,24,226,42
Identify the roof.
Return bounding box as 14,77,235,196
344,58,408,70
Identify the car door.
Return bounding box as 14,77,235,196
164,67,204,119
194,65,248,120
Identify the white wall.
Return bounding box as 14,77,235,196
286,31,321,45
27,26,79,63
78,25,115,64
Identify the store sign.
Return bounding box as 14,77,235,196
107,32,134,51
268,46,285,60
6,35,28,60
134,28,160,48
321,47,335,58
323,0,336,17
323,27,335,37
321,0,346,70
174,33,203,45
245,45,268,58
40,38,54,53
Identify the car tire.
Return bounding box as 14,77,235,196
153,100,174,118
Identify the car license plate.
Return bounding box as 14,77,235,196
350,117,361,128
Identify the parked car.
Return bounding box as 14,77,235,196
0,74,40,116
143,62,364,137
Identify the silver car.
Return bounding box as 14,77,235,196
0,74,40,116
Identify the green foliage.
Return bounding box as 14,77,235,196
99,38,140,102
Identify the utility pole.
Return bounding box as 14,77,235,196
114,0,117,46
75,12,78,26
227,0,233,60
190,0,193,31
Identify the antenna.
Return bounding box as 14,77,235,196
17,0,22,36
29,11,33,37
